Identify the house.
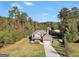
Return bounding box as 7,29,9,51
29,27,52,43
31,30,47,42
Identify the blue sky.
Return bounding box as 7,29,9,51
0,1,79,22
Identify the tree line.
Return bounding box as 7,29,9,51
0,6,58,47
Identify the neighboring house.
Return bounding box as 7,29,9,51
29,27,52,43
31,30,47,42
30,30,47,43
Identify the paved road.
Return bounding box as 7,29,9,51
43,34,60,57
43,34,52,41
43,41,60,57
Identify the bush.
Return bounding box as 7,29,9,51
0,29,24,47
65,32,79,42
0,31,5,47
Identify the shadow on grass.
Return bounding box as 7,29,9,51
0,54,9,57
54,46,68,57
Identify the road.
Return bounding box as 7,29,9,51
43,34,60,57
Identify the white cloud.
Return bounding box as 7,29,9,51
24,1,34,6
11,2,22,9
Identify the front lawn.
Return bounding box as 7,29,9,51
67,43,79,57
52,39,79,57
52,39,67,57
0,38,45,57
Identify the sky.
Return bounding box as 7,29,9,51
0,1,79,22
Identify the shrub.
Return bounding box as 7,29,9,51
0,31,5,47
0,28,23,47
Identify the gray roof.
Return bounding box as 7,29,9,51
32,30,47,35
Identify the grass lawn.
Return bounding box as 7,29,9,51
52,39,79,57
67,43,79,57
52,39,67,57
0,38,45,57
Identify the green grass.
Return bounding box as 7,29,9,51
52,39,79,57
52,40,67,57
67,43,79,57
0,38,45,57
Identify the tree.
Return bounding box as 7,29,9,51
19,12,28,31
8,6,20,20
67,7,79,42
8,6,29,32
58,7,69,43
8,6,20,30
28,17,33,23
58,7,79,56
